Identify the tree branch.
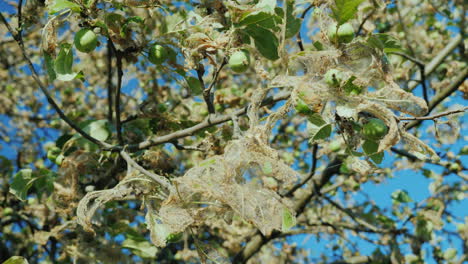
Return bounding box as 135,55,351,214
296,4,314,52
0,13,112,149
284,143,318,196
119,91,291,152
119,150,173,191
108,40,125,145
408,34,462,91
398,106,467,121
406,67,468,130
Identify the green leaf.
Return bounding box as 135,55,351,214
362,140,378,154
48,0,82,14
391,189,413,203
2,256,29,264
342,76,363,95
415,218,433,241
55,43,80,81
185,76,203,95
313,41,324,50
166,232,183,243
88,120,111,141
33,169,57,198
9,169,35,201
367,33,403,53
0,155,13,175
285,0,302,38
459,146,468,155
307,113,326,126
44,52,56,82
331,0,365,25
71,120,111,151
312,124,332,141
370,152,384,164
295,99,314,115
122,238,158,259
9,168,57,201
281,208,296,231
238,12,274,28
244,25,279,60
121,16,145,37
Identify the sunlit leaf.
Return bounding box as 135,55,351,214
244,25,279,60
185,76,203,95
311,124,332,141
2,256,29,264
48,0,81,14
44,52,56,82
391,189,413,203
9,169,35,201
307,113,326,126
331,0,365,25
281,208,296,231
55,43,81,81
285,0,301,38
122,238,158,259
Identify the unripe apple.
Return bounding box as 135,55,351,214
47,147,61,163
327,22,355,43
229,50,250,73
362,118,388,140
148,44,168,65
324,69,343,87
74,28,98,53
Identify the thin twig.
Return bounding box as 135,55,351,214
398,106,467,121
390,147,468,179
17,0,24,38
171,141,204,151
408,34,462,91
284,144,318,196
356,9,375,36
106,39,114,123
389,51,424,67
119,150,173,191
0,13,111,149
199,58,227,114
107,39,125,145
322,195,379,232
395,4,415,56
406,67,468,130
296,4,314,52
390,51,429,103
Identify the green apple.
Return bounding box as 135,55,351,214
327,22,355,44
324,69,343,87
229,50,250,73
47,147,61,163
362,118,388,140
2,207,13,216
148,44,168,65
74,28,98,53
